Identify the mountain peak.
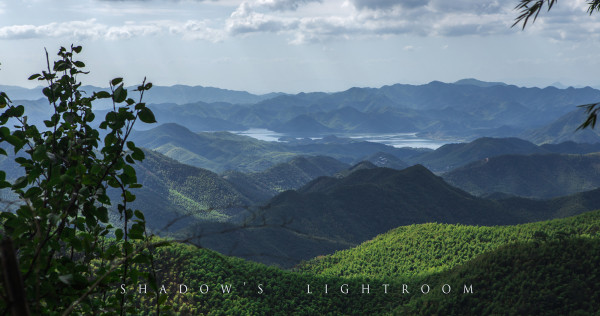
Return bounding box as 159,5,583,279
454,78,507,87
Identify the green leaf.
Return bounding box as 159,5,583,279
85,214,97,227
28,74,41,80
125,209,133,220
138,107,156,123
134,210,145,221
158,294,167,305
126,141,136,151
63,112,77,124
13,176,27,189
15,105,24,117
85,112,95,122
24,187,42,199
73,61,85,68
95,91,111,99
73,45,82,53
43,120,55,128
5,135,23,148
97,207,109,223
132,148,145,161
124,190,136,202
115,229,124,241
113,85,127,103
32,145,46,161
111,77,123,86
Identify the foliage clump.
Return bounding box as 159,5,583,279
0,45,164,315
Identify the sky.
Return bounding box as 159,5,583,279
1,0,600,94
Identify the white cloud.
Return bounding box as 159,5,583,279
3,0,600,45
0,19,224,41
226,2,296,35
168,20,225,41
351,0,424,11
255,0,322,11
223,0,516,43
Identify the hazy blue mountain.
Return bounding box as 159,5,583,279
523,108,600,144
133,84,281,105
540,141,600,154
8,81,600,140
333,161,377,178
130,123,299,172
223,156,349,202
273,115,334,133
410,137,547,172
313,106,419,133
131,123,425,172
454,78,508,87
107,80,600,139
146,102,246,132
361,151,409,169
0,85,44,100
2,83,282,105
444,153,600,198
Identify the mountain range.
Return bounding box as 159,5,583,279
8,79,600,144
145,81,600,141
132,123,600,174
130,123,422,173
182,165,600,267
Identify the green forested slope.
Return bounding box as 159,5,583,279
133,241,405,315
223,156,349,202
134,211,600,315
398,237,600,315
112,150,253,230
298,210,600,279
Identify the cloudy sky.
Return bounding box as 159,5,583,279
0,0,599,93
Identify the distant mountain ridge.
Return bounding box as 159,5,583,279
7,80,600,141
0,84,281,105
189,165,600,267
408,137,547,172
131,123,425,172
443,153,600,198
454,78,508,87
522,108,600,144
223,156,350,202
132,123,600,174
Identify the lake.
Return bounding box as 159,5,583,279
233,128,450,149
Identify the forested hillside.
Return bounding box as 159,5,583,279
178,165,600,267
223,156,349,201
132,211,600,314
298,210,600,279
